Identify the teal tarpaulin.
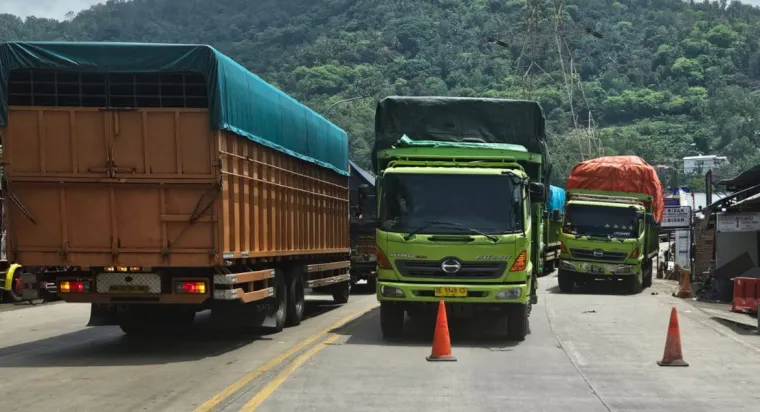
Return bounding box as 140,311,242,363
0,41,349,175
545,185,566,215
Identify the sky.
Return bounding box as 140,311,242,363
2,0,760,21
0,0,104,20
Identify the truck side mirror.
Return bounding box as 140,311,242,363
529,182,546,203
552,209,561,221
645,213,655,225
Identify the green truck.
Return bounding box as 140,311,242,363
540,185,566,275
372,96,550,341
557,156,663,294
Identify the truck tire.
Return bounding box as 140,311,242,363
542,259,555,276
380,302,404,339
285,269,306,327
2,268,24,303
366,276,377,291
625,274,643,294
642,261,653,288
506,303,529,341
557,270,575,293
332,281,350,304
266,269,288,333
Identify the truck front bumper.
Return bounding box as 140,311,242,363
376,280,529,304
559,259,640,277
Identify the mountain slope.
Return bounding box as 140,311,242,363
2,0,760,186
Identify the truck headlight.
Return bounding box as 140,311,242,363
495,288,522,300
614,266,632,275
560,260,577,271
380,285,405,298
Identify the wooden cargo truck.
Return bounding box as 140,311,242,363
0,41,352,334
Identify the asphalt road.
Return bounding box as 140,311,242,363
2,278,760,412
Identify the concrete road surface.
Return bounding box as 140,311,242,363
2,278,760,412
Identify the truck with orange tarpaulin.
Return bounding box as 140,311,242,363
557,156,663,293
0,41,352,334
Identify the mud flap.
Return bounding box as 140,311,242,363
259,299,280,329
87,303,121,326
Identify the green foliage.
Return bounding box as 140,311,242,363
3,0,760,185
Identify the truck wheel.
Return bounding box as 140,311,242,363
506,303,529,341
332,281,350,304
366,276,377,291
3,270,23,303
286,269,306,327
267,269,288,333
642,261,653,288
542,260,555,276
557,270,575,293
380,302,404,339
625,274,643,294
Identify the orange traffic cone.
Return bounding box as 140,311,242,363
657,307,689,367
426,301,457,362
673,268,693,299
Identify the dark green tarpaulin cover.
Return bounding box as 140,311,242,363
0,41,348,175
373,96,549,181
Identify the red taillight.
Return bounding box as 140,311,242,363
59,280,88,293
377,248,392,270
629,248,639,259
510,250,528,272
560,241,568,254
176,281,207,294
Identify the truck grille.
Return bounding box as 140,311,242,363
569,249,628,262
395,260,506,279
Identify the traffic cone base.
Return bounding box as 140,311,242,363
657,307,689,367
427,301,457,362
674,268,693,299
657,358,689,367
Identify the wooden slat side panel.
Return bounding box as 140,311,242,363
7,183,216,267
218,131,349,257
3,107,214,180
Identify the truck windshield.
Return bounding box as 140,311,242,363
563,204,639,238
379,173,522,235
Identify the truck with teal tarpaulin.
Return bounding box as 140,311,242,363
558,156,663,293
372,96,550,341
1,41,352,334
541,185,565,275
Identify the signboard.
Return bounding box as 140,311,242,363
716,213,760,233
662,206,691,230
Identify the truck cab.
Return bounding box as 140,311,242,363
558,192,659,293
375,144,546,341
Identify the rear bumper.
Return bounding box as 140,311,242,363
559,259,640,277
376,280,529,304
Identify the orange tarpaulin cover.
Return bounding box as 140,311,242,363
566,156,664,222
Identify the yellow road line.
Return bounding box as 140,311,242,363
240,333,342,411
194,302,378,412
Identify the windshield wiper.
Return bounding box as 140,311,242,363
403,220,499,242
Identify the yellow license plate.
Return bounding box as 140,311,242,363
434,287,468,297
109,285,149,293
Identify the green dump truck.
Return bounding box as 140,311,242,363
558,156,663,294
372,96,550,341
540,185,566,275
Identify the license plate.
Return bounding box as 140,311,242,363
588,266,605,274
434,287,468,297
109,285,149,293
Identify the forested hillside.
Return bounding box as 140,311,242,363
2,0,760,187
